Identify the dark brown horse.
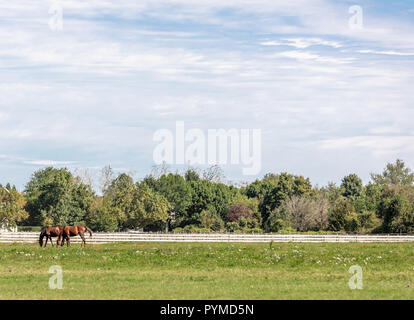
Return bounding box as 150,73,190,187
58,225,92,247
39,226,65,247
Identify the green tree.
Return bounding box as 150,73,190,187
328,197,359,233
244,177,277,201
364,182,383,212
105,173,135,228
188,180,236,223
85,197,118,232
320,182,342,204
357,210,381,233
341,174,363,199
0,185,28,229
264,208,290,232
126,183,169,229
184,168,200,182
199,208,224,231
25,167,94,226
145,173,193,225
371,159,414,187
260,172,313,224
382,194,414,233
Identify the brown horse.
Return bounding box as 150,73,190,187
39,226,65,247
58,225,92,247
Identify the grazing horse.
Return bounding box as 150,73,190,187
58,225,92,247
39,226,65,247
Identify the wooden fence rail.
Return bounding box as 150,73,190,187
1,232,414,243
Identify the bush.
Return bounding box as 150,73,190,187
183,225,197,233
382,194,414,233
199,209,224,232
192,227,211,233
211,218,225,232
344,212,359,233
264,208,290,232
182,225,211,233
230,194,261,225
276,227,297,234
226,222,240,232
85,198,118,232
239,216,248,228
328,197,359,232
357,210,381,233
17,226,42,232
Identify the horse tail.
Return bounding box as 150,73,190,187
85,226,93,237
59,226,67,246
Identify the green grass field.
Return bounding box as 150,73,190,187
0,242,413,299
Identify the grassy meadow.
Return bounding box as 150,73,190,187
0,242,413,300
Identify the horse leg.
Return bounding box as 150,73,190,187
79,232,86,247
50,236,54,248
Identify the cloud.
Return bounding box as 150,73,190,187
0,0,413,188
23,160,76,166
261,38,342,49
357,49,414,56
272,50,354,64
317,136,414,155
0,154,75,167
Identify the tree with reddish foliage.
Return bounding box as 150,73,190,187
226,203,253,222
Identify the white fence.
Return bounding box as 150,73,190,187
1,232,414,244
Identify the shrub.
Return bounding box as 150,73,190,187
192,227,211,234
328,197,359,232
226,222,240,232
264,208,290,232
276,227,297,234
182,225,211,233
199,209,224,232
382,194,414,233
211,218,225,232
183,225,197,233
357,210,381,233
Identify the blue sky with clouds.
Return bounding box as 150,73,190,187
1,0,414,189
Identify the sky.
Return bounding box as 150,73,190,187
0,0,414,190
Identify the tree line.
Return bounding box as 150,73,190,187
1,159,414,234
